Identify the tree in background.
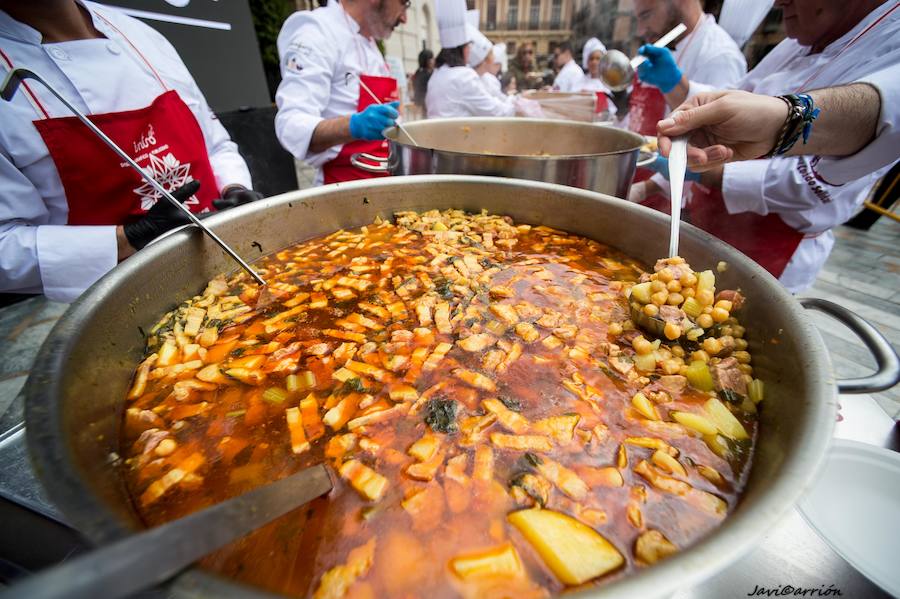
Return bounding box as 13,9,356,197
249,0,297,101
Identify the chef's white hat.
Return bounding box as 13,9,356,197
492,42,508,71
466,9,480,28
582,37,607,69
466,24,493,67
437,0,470,48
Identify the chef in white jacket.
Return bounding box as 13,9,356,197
629,0,746,203
426,0,515,118
274,0,408,185
466,23,505,100
552,41,584,93
644,0,900,292
0,1,255,303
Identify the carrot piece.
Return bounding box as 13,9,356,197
286,407,309,454
300,394,324,441
204,339,238,364
218,436,250,464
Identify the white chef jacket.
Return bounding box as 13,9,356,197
274,2,391,185
425,65,516,118
690,1,900,292
580,76,618,116
650,14,747,195
553,59,584,93
480,72,507,101
813,64,900,185
0,1,251,303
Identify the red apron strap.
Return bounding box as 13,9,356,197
93,10,168,91
0,48,50,119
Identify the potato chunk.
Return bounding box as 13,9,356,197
449,542,524,580
507,508,624,585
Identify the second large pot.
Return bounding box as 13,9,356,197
350,117,644,198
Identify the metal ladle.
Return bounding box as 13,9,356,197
599,23,687,92
0,67,267,286
349,72,420,147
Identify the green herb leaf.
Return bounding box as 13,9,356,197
424,398,458,434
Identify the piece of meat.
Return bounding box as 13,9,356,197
657,375,687,395
715,290,745,311
124,408,164,438
711,357,747,396
658,305,687,325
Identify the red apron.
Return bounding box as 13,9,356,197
686,186,803,278
323,74,398,185
0,21,218,226
627,75,666,137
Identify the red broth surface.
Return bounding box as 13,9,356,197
120,209,759,598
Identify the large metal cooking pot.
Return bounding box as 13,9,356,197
349,118,645,198
24,176,898,598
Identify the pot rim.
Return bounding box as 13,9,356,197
385,117,645,161
24,175,836,598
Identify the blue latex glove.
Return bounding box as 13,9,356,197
636,45,682,94
649,156,701,182
349,101,400,140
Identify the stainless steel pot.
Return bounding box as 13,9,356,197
350,118,645,198
24,176,898,598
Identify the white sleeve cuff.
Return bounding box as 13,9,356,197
721,160,770,216
36,225,118,303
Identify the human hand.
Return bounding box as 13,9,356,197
349,101,400,140
636,45,682,94
657,90,788,171
213,186,264,211
123,179,199,250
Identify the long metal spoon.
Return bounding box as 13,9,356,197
0,67,266,286
599,23,687,92
352,73,420,147
0,464,331,599
668,136,688,258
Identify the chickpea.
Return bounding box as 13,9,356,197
678,365,690,375
715,299,733,312
738,363,754,375
719,325,734,337
663,322,682,340
735,338,748,350
733,350,752,364
650,280,666,293
667,292,685,306
633,336,654,355
691,350,710,363
697,289,715,306
671,345,685,358
608,322,623,336
682,287,696,298
711,307,730,323
669,256,686,265
697,313,714,329
656,347,672,361
643,303,659,317
651,291,669,306
680,272,698,287
657,268,675,283
733,325,746,339
702,337,723,355
661,360,681,375
666,280,682,293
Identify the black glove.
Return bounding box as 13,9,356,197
123,179,200,250
212,186,264,211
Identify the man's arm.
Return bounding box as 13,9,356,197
309,115,353,154
657,84,882,170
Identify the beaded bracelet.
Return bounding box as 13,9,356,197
765,93,821,158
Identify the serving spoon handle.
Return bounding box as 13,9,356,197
0,464,332,599
668,136,688,258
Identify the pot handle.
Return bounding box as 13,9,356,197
799,297,900,394
350,152,389,174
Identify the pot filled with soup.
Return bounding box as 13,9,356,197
24,176,895,598
350,118,644,199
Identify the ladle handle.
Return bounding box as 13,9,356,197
0,67,266,286
0,465,332,599
668,137,687,258
631,23,688,69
